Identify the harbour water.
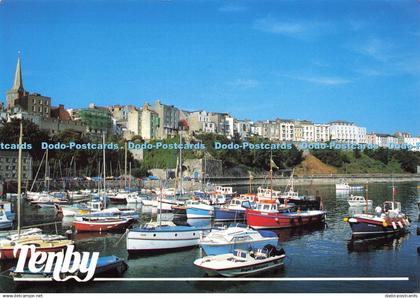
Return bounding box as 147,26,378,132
0,182,419,293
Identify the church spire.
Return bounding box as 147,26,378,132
13,51,24,92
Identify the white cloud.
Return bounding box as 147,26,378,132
353,38,393,62
253,16,329,40
219,4,247,13
286,75,351,85
227,79,260,89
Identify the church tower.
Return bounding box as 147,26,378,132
6,52,27,110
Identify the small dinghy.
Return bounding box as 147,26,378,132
194,245,285,277
73,217,133,233
10,255,128,280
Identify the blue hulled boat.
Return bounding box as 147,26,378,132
199,224,279,256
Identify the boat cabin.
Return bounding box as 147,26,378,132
215,186,234,195
87,200,103,212
281,190,300,199
239,194,256,202
253,203,291,213
349,195,366,202
209,193,226,205
257,187,282,199
229,198,253,208
383,201,401,212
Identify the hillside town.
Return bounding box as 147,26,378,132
1,55,419,150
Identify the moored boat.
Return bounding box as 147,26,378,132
186,200,215,219
126,221,209,253
246,202,326,229
344,201,409,236
10,255,128,280
213,197,252,222
73,217,133,233
194,246,285,277
0,234,73,260
347,195,372,207
199,224,279,256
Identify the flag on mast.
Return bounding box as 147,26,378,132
270,159,279,169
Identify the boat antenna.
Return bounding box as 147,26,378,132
365,183,369,214
270,150,273,200
124,141,128,190
17,121,23,237
159,180,163,226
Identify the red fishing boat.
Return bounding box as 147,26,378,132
246,202,326,229
73,217,133,232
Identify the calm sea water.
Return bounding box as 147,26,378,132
0,182,419,293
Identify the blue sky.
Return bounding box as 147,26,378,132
0,0,419,135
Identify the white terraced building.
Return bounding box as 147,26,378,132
328,120,367,144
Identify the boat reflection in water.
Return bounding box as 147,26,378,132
347,233,409,253
270,222,327,242
185,218,213,228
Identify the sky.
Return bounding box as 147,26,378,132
0,0,419,135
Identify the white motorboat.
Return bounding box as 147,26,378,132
126,193,143,204
347,195,372,207
126,221,208,253
336,180,364,191
199,224,279,255
194,246,285,277
336,181,350,191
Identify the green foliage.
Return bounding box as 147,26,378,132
0,118,49,160
195,133,303,172
311,148,349,167
0,119,137,178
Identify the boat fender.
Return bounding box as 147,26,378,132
383,222,388,228
343,217,349,222
290,218,294,224
348,218,358,223
398,221,404,229
298,216,303,224
275,218,279,222
391,222,397,230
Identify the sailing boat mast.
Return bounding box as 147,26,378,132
30,150,46,192
124,141,128,190
44,148,49,191
17,122,23,236
102,133,106,208
179,134,183,195
203,152,206,190
129,161,132,191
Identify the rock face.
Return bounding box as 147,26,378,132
295,153,337,176
183,158,223,178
